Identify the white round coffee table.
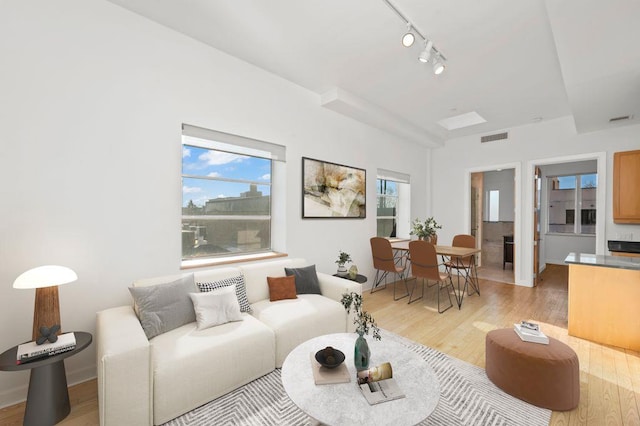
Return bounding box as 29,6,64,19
281,333,439,426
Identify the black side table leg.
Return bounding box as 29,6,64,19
24,361,71,426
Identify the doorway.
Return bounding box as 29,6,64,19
470,168,516,284
526,152,606,287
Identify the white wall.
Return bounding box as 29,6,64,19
0,1,431,406
431,117,640,287
483,169,515,221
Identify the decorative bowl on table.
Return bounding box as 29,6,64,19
314,346,345,369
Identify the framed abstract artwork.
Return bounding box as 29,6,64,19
302,157,366,218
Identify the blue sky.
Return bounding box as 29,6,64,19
557,173,597,189
182,145,271,207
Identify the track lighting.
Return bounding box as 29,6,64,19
402,24,415,47
383,0,447,75
418,40,433,63
433,53,445,75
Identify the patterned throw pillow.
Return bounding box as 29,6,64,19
197,275,252,313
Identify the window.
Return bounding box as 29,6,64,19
548,173,597,235
376,169,410,238
488,190,500,222
181,124,285,265
377,179,398,237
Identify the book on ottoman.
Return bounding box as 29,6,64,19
513,323,549,344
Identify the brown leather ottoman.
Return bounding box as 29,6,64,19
485,328,579,411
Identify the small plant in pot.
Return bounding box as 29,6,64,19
410,217,442,243
335,250,351,276
341,292,381,371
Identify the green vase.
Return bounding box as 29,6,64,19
354,333,370,371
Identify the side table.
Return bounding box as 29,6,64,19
332,273,368,284
0,331,92,426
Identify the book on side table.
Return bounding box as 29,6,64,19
513,322,549,345
16,332,77,364
357,362,406,405
310,353,351,385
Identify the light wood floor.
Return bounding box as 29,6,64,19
366,264,640,426
2,264,638,425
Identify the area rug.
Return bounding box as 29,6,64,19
163,330,551,426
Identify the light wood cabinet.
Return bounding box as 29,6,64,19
613,149,640,223
568,263,640,351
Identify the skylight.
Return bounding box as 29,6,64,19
437,111,487,130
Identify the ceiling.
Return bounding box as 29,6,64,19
107,0,640,147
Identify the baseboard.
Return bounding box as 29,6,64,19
0,381,28,409
0,366,96,409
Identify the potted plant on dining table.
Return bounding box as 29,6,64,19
410,217,442,244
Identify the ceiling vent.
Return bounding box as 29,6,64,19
481,132,508,143
609,115,633,123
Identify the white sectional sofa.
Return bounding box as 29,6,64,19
96,257,361,426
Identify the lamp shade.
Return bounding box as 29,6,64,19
13,265,78,289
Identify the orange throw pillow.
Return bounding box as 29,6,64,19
267,275,298,302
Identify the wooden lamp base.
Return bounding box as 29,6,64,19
32,285,61,341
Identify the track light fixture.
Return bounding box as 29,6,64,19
383,0,447,75
418,40,433,63
433,53,445,75
402,24,415,47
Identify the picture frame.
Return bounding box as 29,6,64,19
302,157,366,218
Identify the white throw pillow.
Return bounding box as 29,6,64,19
189,285,243,330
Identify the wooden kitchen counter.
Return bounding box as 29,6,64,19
565,253,640,351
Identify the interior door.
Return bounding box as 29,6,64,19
470,173,483,265
533,166,541,286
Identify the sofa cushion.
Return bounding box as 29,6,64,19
252,294,347,367
189,285,243,330
284,264,321,294
128,274,197,339
267,275,297,301
150,314,275,424
197,275,252,313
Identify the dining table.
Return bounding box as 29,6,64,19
390,239,481,308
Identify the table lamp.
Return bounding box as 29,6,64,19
13,265,78,342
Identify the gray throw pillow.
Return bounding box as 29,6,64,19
129,274,198,340
284,264,322,295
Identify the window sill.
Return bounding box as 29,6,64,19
545,232,596,237
181,251,288,270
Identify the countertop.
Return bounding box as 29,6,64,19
564,253,640,271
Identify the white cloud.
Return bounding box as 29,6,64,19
260,173,271,180
182,147,191,158
217,194,226,198
199,151,246,166
183,185,201,194
207,172,221,178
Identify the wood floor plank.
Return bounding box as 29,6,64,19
601,346,623,424
612,347,640,426
627,349,640,422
